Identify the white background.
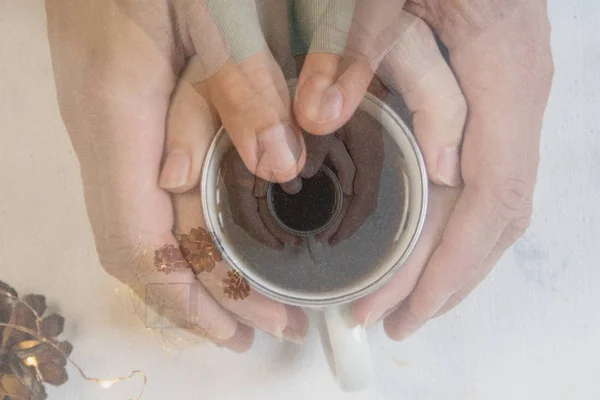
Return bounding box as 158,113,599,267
1,1,599,399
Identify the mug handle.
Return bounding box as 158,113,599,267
322,306,375,391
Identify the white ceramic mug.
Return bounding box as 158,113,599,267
201,81,428,391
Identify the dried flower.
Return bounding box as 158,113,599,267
153,244,187,274
0,281,73,400
222,271,251,301
178,228,222,275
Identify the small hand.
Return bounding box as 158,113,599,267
221,147,303,249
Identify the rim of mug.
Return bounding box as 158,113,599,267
201,79,429,307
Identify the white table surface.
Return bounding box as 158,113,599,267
1,1,599,399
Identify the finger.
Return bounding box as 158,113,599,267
380,11,466,187
258,198,303,246
129,234,251,349
171,0,230,80
215,323,255,353
159,63,219,193
280,177,303,195
352,185,461,326
326,136,355,195
329,110,384,246
206,0,267,64
383,182,531,341
293,0,405,134
199,52,306,184
253,172,302,196
433,224,524,317
281,305,310,343
173,188,309,343
222,148,283,250
301,130,333,178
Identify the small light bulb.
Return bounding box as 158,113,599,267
24,357,38,367
98,379,117,389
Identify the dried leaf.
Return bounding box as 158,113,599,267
1,374,32,400
22,296,46,319
154,244,187,274
8,354,46,400
2,304,36,348
57,341,73,357
37,362,68,387
222,270,250,300
0,281,17,300
40,315,64,339
0,281,17,327
13,341,45,362
15,341,42,351
179,227,221,274
36,341,72,367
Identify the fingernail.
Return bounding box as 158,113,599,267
237,314,284,340
300,163,320,179
436,146,461,187
297,76,343,123
280,176,302,194
383,305,422,342
282,307,309,344
222,324,255,353
257,124,303,175
159,149,191,189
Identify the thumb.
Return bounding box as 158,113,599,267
200,52,306,185
380,12,465,186
293,0,405,135
181,0,305,185
159,58,220,193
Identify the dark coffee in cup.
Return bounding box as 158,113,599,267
268,166,342,235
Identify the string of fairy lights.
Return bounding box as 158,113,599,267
1,232,232,399
0,288,147,399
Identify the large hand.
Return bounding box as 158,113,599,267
351,1,554,338
46,0,307,349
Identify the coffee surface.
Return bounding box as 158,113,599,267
270,169,337,233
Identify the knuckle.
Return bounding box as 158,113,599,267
488,177,534,230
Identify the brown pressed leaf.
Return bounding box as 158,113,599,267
22,296,46,319
212,250,223,263
154,244,187,274
40,315,64,340
222,270,250,301
178,227,222,275
189,228,210,243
